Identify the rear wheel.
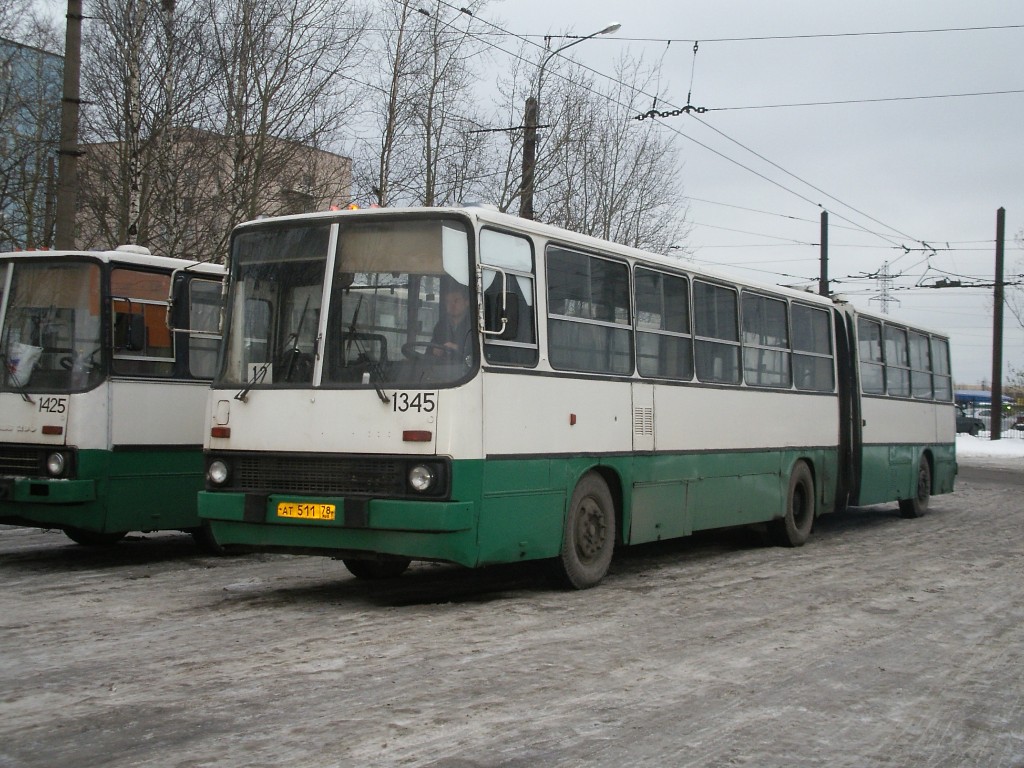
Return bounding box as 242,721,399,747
769,461,815,547
554,473,615,589
343,557,411,580
899,457,931,519
63,527,128,547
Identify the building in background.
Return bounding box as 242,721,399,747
0,37,62,250
77,129,352,262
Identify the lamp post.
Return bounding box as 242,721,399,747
519,22,621,220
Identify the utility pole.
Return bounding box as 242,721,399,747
54,0,83,249
819,210,829,297
520,97,537,220
518,22,620,220
991,207,1005,440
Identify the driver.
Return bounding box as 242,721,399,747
431,280,473,358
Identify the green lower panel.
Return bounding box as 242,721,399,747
0,448,206,534
857,443,956,506
202,448,844,568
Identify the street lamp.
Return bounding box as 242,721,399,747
519,22,621,220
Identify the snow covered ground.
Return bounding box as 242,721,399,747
956,433,1024,470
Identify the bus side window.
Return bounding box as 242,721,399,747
857,317,884,395
792,303,834,392
480,229,538,367
546,246,632,375
635,267,693,381
884,325,910,397
693,280,740,384
931,337,952,401
110,268,174,377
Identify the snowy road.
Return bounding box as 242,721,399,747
0,455,1022,767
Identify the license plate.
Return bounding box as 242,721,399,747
276,501,336,521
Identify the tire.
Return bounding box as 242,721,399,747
189,522,225,555
343,557,411,580
899,457,931,519
769,461,815,547
63,527,128,547
554,473,616,589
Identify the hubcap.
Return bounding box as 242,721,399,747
575,497,607,562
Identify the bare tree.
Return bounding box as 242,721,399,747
77,0,365,259
485,45,689,254
202,0,366,234
353,0,493,208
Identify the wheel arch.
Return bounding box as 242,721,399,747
920,448,936,494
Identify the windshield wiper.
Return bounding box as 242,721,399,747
234,360,270,402
0,351,35,404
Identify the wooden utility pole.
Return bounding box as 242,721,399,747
54,0,83,249
991,206,1006,440
819,210,829,296
520,96,537,220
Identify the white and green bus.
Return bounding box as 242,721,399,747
0,247,224,549
199,206,956,587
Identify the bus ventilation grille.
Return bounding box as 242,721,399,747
0,448,46,478
231,454,405,496
633,407,654,436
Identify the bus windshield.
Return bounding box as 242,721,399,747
0,260,104,393
221,217,475,390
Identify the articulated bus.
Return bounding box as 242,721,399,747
199,206,956,588
0,246,224,549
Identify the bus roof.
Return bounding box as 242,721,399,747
0,246,224,277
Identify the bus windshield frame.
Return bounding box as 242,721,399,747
218,215,477,392
0,257,105,394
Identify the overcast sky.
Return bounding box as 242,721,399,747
484,0,1024,387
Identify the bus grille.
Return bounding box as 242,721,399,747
0,447,46,477
229,454,405,496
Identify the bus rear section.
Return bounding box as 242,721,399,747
0,248,224,548
850,310,957,517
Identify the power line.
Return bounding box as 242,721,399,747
710,89,1024,112
534,24,1024,45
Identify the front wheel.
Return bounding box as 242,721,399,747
899,457,931,519
189,522,225,555
63,527,128,547
554,473,616,589
769,461,815,547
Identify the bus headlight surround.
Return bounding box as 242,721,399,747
207,459,230,486
408,464,436,493
46,452,67,477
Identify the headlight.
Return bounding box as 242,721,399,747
46,452,66,477
207,459,230,486
408,464,436,493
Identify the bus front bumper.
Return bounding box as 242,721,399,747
0,477,97,505
199,491,479,567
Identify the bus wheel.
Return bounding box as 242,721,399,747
343,557,411,580
769,461,815,547
555,473,615,589
899,457,931,519
190,522,225,555
63,527,127,547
